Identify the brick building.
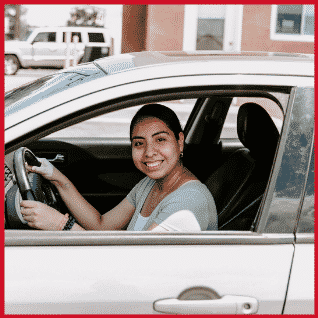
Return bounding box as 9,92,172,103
121,5,314,54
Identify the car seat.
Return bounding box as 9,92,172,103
204,103,280,230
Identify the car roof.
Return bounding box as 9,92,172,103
95,51,314,77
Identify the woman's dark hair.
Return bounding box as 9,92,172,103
130,104,183,141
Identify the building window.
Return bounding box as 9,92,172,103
271,5,314,42
196,5,225,50
183,5,243,52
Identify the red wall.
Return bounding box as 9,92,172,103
145,5,185,51
121,5,147,53
241,5,314,54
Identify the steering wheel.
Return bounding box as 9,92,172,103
6,147,61,229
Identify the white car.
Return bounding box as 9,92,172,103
5,51,314,314
4,26,111,75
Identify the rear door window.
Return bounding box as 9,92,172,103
88,32,105,43
63,32,83,43
220,94,287,139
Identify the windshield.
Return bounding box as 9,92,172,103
22,30,33,41
5,62,107,119
5,73,86,117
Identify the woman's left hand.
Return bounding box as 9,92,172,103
20,200,66,231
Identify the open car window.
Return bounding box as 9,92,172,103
221,93,287,139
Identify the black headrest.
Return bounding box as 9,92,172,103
237,103,280,159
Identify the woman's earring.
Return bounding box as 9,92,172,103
180,152,183,158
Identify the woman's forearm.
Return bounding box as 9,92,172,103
51,173,103,230
70,223,85,231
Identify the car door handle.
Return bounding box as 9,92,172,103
154,295,258,314
48,154,65,163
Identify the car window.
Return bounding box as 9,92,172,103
63,32,83,43
46,99,196,138
220,94,287,139
33,32,56,43
297,142,314,233
88,32,105,43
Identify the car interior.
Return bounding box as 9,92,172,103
5,86,288,232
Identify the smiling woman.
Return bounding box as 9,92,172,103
20,103,217,232
127,104,217,231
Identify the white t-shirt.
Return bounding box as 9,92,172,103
133,209,201,232
150,209,201,232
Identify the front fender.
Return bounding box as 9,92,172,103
5,43,28,68
5,51,24,68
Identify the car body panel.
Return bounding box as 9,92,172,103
5,73,313,144
5,51,313,130
5,239,294,314
283,243,314,314
4,40,33,67
95,51,314,77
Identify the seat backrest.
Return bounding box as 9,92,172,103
205,148,255,214
183,143,222,183
205,103,280,229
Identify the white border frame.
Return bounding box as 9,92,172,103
183,5,199,51
270,5,314,42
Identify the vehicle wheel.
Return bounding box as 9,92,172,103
5,54,19,75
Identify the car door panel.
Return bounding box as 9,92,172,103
5,237,294,314
283,242,314,314
27,139,144,213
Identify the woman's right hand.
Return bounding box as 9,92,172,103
25,157,56,181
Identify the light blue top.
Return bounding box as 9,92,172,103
126,177,218,231
133,214,150,231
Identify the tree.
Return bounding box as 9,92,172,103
5,5,29,40
67,6,104,27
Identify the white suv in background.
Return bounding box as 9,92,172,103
5,26,111,75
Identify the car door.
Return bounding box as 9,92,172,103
31,31,61,67
5,77,314,314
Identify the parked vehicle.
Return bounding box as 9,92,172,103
4,26,111,75
5,51,314,314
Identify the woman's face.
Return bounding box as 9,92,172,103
131,117,184,180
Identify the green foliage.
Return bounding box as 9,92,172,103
5,5,29,40
67,6,104,27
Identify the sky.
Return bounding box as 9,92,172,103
20,5,123,55
24,5,75,27
23,5,105,27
